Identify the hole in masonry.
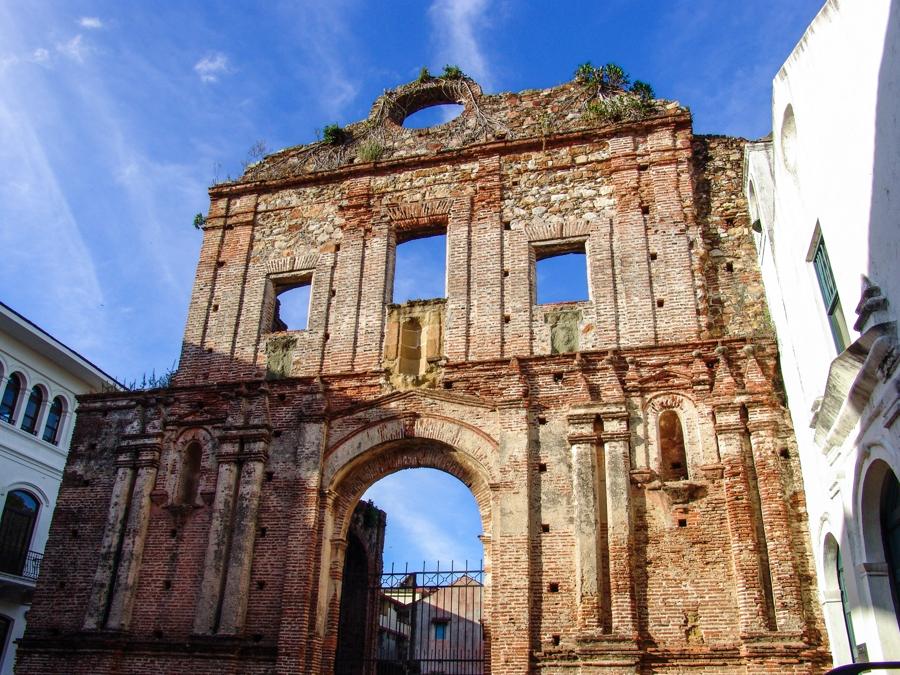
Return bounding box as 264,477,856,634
503,269,509,277
402,103,465,128
170,529,178,539
541,523,550,533
548,582,559,593
265,471,275,482
638,164,649,172
252,634,263,643
71,529,79,538
678,518,687,528
538,463,548,473
553,372,564,383
504,314,511,324
257,580,266,590
153,629,163,639
259,527,268,538
551,635,561,646
205,347,213,353
272,280,311,331
779,448,790,459
394,231,447,303
443,381,453,389
537,416,548,425
649,252,657,261
163,580,172,590
278,393,286,401
503,222,512,231
641,205,650,215
273,429,282,438
212,304,219,312
535,246,589,304
725,261,734,273
217,261,225,268
657,299,665,308
334,244,341,252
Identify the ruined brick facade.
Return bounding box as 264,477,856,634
18,76,830,673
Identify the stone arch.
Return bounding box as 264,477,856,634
317,414,497,673
853,447,900,656
645,392,709,478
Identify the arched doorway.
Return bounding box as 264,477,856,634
319,435,495,674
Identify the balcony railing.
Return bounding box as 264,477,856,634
0,549,43,581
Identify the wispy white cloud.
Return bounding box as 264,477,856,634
78,17,104,29
428,0,492,87
194,52,229,83
31,48,49,64
56,34,87,62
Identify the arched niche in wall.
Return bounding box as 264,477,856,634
167,428,215,508
645,393,710,481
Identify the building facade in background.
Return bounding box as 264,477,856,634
19,71,831,673
744,0,900,665
0,302,119,674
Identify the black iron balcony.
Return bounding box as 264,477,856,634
0,548,42,581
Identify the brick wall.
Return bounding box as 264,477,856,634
18,77,829,674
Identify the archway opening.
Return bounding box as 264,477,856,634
329,441,489,675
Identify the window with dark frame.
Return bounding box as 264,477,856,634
0,374,22,424
835,544,859,662
20,386,43,434
534,240,589,305
811,236,849,353
42,396,64,444
0,490,39,577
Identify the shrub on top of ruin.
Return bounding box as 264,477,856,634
417,66,433,83
192,213,206,229
322,124,350,145
631,80,655,101
584,93,656,123
357,139,384,163
441,64,464,80
574,62,631,92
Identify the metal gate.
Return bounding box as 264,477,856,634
336,561,484,674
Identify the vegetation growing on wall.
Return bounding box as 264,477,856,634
575,61,658,123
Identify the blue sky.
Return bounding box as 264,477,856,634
0,1,824,564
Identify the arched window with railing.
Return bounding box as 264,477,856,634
0,490,39,577
42,396,65,445
0,374,23,424
20,386,43,434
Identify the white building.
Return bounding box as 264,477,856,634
0,302,119,674
744,0,900,665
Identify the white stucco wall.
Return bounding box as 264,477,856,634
0,305,118,675
745,0,900,665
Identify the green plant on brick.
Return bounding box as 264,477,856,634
441,64,464,80
323,124,350,145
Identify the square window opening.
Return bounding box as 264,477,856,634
393,226,447,304
534,241,589,305
271,277,312,331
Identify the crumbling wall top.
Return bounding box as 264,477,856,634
236,74,687,185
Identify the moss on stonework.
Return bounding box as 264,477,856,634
545,309,581,354
265,335,297,379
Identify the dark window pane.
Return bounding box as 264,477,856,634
20,387,43,434
0,490,38,576
881,471,900,627
42,397,64,444
0,375,22,424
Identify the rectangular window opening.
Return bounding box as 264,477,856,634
534,241,589,305
271,277,312,331
809,234,850,353
393,227,447,304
